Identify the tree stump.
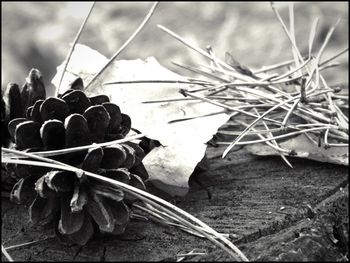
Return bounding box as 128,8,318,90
2,146,348,261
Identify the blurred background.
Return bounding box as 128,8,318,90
1,2,348,94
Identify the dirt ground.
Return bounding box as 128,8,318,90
1,2,349,262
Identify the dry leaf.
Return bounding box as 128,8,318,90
246,134,348,166
52,44,230,196
225,51,254,77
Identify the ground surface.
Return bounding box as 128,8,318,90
1,146,349,261
1,2,349,262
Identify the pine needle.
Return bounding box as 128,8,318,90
316,18,341,63
2,148,248,261
1,245,13,262
158,25,252,82
55,2,96,96
253,58,303,74
288,3,300,67
220,126,331,146
27,133,145,157
85,2,159,90
168,110,227,124
172,61,230,83
155,3,347,164
222,89,335,157
281,99,300,127
103,79,210,86
319,47,348,67
4,237,54,251
308,18,320,58
271,2,304,63
271,57,311,82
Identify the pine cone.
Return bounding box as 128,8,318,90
6,69,151,245
2,68,46,147
11,145,147,245
2,69,46,189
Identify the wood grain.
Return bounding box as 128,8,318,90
1,146,348,261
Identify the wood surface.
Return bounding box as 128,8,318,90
1,146,348,261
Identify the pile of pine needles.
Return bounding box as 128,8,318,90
145,3,348,167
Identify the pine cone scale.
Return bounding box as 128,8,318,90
3,71,152,245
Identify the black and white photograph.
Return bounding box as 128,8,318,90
1,2,348,261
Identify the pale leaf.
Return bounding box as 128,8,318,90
52,44,230,196
246,134,348,166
